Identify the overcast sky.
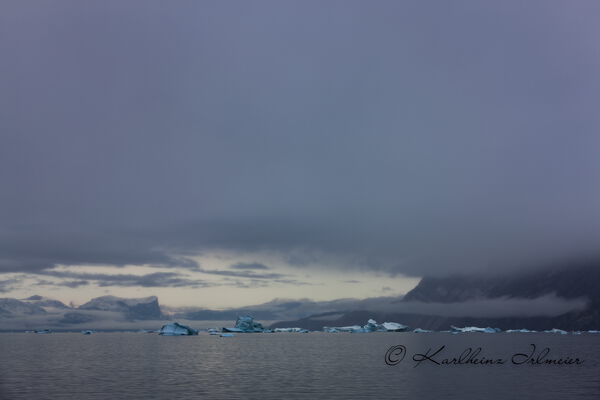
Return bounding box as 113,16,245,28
1,1,599,307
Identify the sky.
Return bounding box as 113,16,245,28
1,1,599,308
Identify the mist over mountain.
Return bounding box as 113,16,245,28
272,260,600,331
1,258,599,331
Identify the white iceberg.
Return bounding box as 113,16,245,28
543,328,568,334
587,330,600,334
158,322,198,336
413,328,433,333
505,329,536,333
451,326,501,333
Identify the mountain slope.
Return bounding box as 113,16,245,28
271,261,600,331
78,295,162,320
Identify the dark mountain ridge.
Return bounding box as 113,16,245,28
271,260,600,331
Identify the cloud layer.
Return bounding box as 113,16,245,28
1,1,599,282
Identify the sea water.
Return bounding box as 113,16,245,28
1,332,599,399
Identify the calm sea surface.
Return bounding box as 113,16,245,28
1,332,599,399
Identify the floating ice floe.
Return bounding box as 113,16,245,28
505,329,536,333
158,322,198,336
220,333,235,337
572,331,582,335
543,328,568,334
413,328,433,333
381,321,409,332
588,330,600,334
81,330,95,335
273,327,309,333
451,326,501,333
323,319,408,333
222,315,264,333
208,328,220,335
34,329,51,334
323,325,363,333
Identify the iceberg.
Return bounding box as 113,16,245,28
273,327,309,333
323,319,409,333
413,328,433,333
587,330,600,334
158,322,198,336
505,329,536,333
34,329,51,334
543,328,568,334
322,325,364,333
451,326,501,333
222,315,264,333
381,321,409,332
81,330,95,335
339,325,364,333
220,333,235,337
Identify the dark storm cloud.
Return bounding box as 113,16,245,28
38,270,210,288
196,267,286,280
0,278,22,293
35,279,90,288
1,1,599,279
230,263,270,271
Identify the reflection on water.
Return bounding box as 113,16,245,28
0,333,599,399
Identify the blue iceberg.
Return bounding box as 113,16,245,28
159,322,198,336
222,315,264,333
